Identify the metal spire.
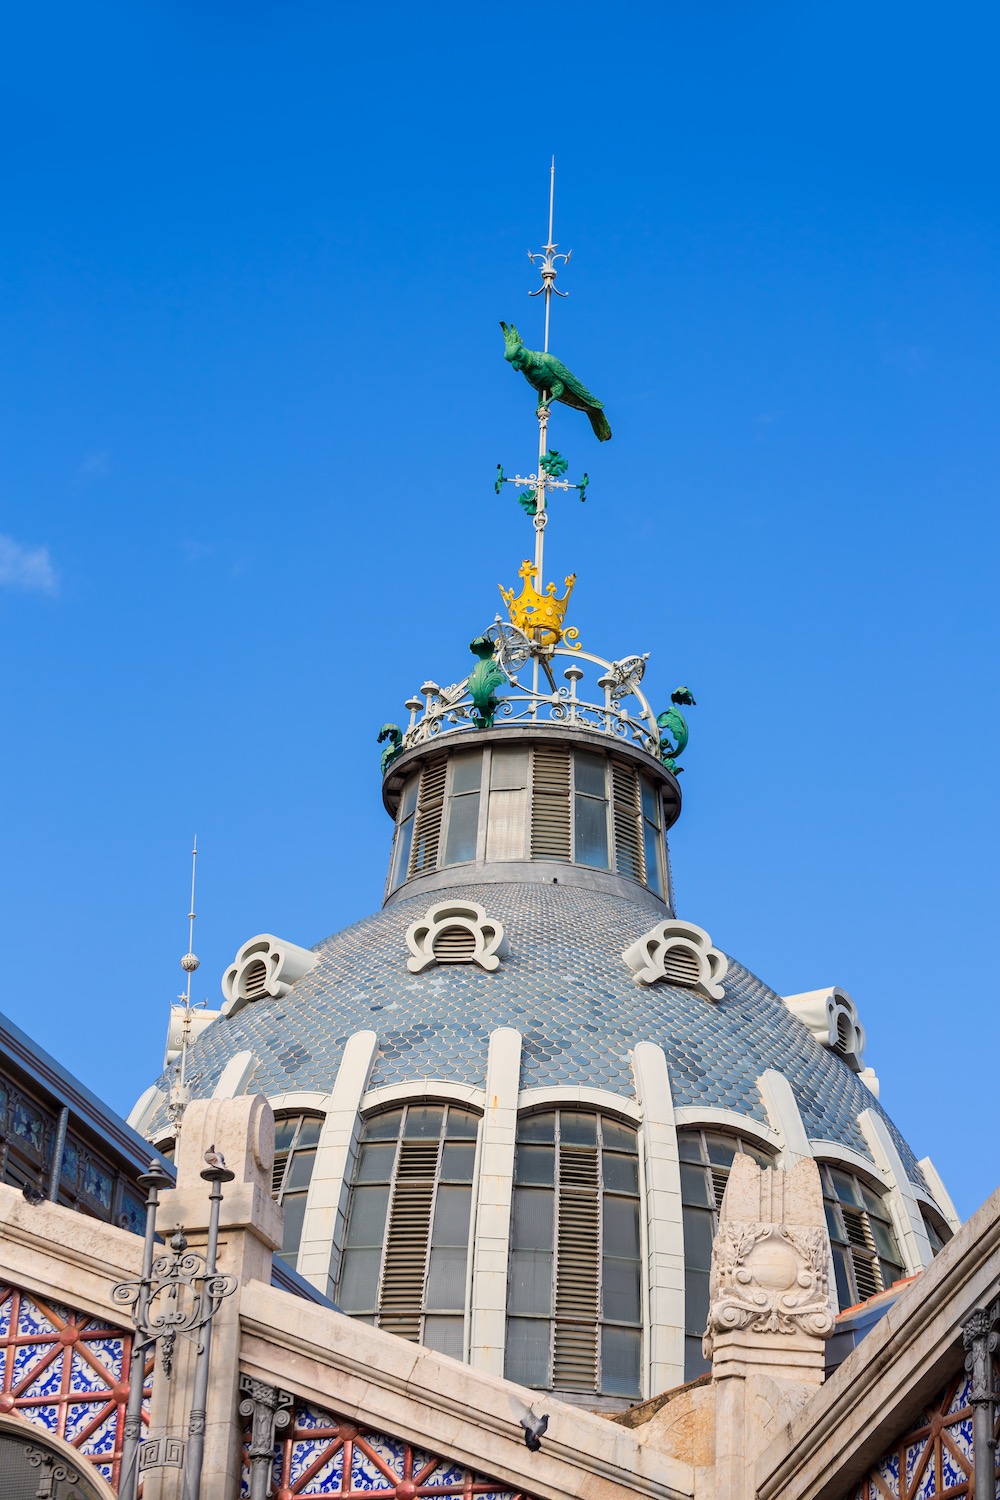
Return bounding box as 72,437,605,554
168,836,200,1126
528,157,571,353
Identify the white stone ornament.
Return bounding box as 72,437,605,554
782,986,866,1072
622,919,728,999
221,934,319,1018
405,901,508,973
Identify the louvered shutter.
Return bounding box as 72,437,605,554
242,959,268,999
612,761,645,882
662,945,700,988
842,1207,882,1300
410,757,447,875
553,1144,599,1389
378,1141,439,1339
432,926,476,963
531,745,572,859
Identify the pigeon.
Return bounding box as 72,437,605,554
21,1183,45,1205
508,1394,549,1451
203,1144,227,1171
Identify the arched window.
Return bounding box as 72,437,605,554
272,1113,323,1268
819,1163,903,1307
678,1127,775,1382
920,1204,953,1257
504,1110,642,1399
336,1103,480,1359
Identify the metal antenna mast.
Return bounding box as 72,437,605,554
526,158,572,592
168,836,201,1126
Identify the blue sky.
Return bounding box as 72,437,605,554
1,2,996,1217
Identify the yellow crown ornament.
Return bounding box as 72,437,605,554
499,561,580,649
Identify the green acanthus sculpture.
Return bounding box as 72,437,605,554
377,723,404,774
657,687,696,773
468,635,508,730
500,322,612,441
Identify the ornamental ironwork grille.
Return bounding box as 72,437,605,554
678,1128,776,1382
241,1398,537,1500
820,1163,904,1310
272,1114,323,1269
0,1284,152,1490
336,1104,480,1358
846,1367,1000,1499
504,1109,642,1399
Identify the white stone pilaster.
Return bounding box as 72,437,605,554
468,1027,522,1376
858,1107,933,1273
211,1049,257,1099
918,1155,962,1233
757,1069,812,1165
296,1029,378,1298
630,1041,685,1397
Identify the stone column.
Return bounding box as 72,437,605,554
705,1154,835,1500
631,1042,686,1396
142,1094,283,1500
468,1027,522,1376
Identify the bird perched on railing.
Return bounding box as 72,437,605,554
501,322,612,441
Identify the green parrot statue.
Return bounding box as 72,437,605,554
500,322,612,441
468,635,508,730
657,687,696,773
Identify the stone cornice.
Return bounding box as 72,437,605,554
0,1184,142,1321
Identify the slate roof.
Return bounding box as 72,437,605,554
146,881,927,1189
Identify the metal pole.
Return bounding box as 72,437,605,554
46,1106,69,1202
181,1165,235,1500
120,1162,172,1500
963,1303,998,1500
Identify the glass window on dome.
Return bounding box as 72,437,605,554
819,1163,903,1309
272,1113,324,1269
337,1102,480,1358
920,1205,953,1257
678,1128,776,1382
574,751,609,869
505,1109,641,1400
443,752,482,866
390,775,419,890
640,778,665,898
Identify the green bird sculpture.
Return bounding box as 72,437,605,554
500,322,612,441
468,635,508,730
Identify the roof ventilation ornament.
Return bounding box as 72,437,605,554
405,901,508,974
623,918,729,999
221,934,319,1018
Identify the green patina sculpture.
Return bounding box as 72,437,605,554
657,687,696,773
377,723,404,774
500,322,612,441
468,635,508,730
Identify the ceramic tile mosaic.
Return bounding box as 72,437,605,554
148,881,928,1191
848,1370,1000,1498
0,1283,152,1491
244,1399,536,1499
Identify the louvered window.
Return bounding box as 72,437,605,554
389,775,419,891
820,1164,903,1310
678,1128,775,1382
410,758,447,875
612,761,644,883
442,751,482,866
505,1110,641,1398
337,1103,480,1360
272,1113,323,1268
531,744,572,859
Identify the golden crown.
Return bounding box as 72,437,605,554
499,561,579,648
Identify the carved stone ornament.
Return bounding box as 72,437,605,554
782,986,866,1072
622,919,728,1000
703,1153,835,1359
405,901,509,973
221,933,319,1018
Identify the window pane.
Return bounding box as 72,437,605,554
601,1118,638,1154
677,1133,703,1163
285,1149,316,1191
602,1259,641,1323
508,1250,553,1315
685,1268,710,1335
451,752,482,794
706,1135,736,1168
604,1197,640,1258
560,1113,597,1146
829,1168,863,1207
490,748,528,790
680,1163,712,1209
391,817,414,889
684,1334,710,1382
515,1145,555,1186
642,822,663,897
505,1318,550,1388
444,791,480,865
517,1113,555,1143
640,779,660,826
426,1247,467,1310
357,1143,396,1183
860,1184,889,1220
297,1117,323,1148
364,1110,403,1141
824,1201,845,1242
404,1106,444,1140
400,775,419,819
869,1216,900,1260
274,1117,299,1152
511,1187,554,1250
440,1142,476,1182
432,1185,472,1246
280,1193,307,1258
603,1153,639,1195
575,794,609,868
339,1249,381,1312
445,1108,480,1140
832,1246,853,1309
682,1206,715,1270
346,1185,390,1246
423,1315,464,1360
601,1326,641,1397
575,750,607,797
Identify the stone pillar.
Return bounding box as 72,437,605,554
296,1029,378,1298
469,1027,522,1376
631,1042,685,1395
858,1108,933,1273
705,1154,835,1500
142,1094,283,1500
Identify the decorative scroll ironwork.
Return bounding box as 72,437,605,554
241,1396,537,1499
112,1225,236,1381
0,1283,150,1490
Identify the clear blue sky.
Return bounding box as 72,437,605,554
1,3,996,1217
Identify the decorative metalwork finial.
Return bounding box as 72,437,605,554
168,837,200,1128
528,158,571,352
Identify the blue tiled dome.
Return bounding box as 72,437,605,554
150,880,925,1186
